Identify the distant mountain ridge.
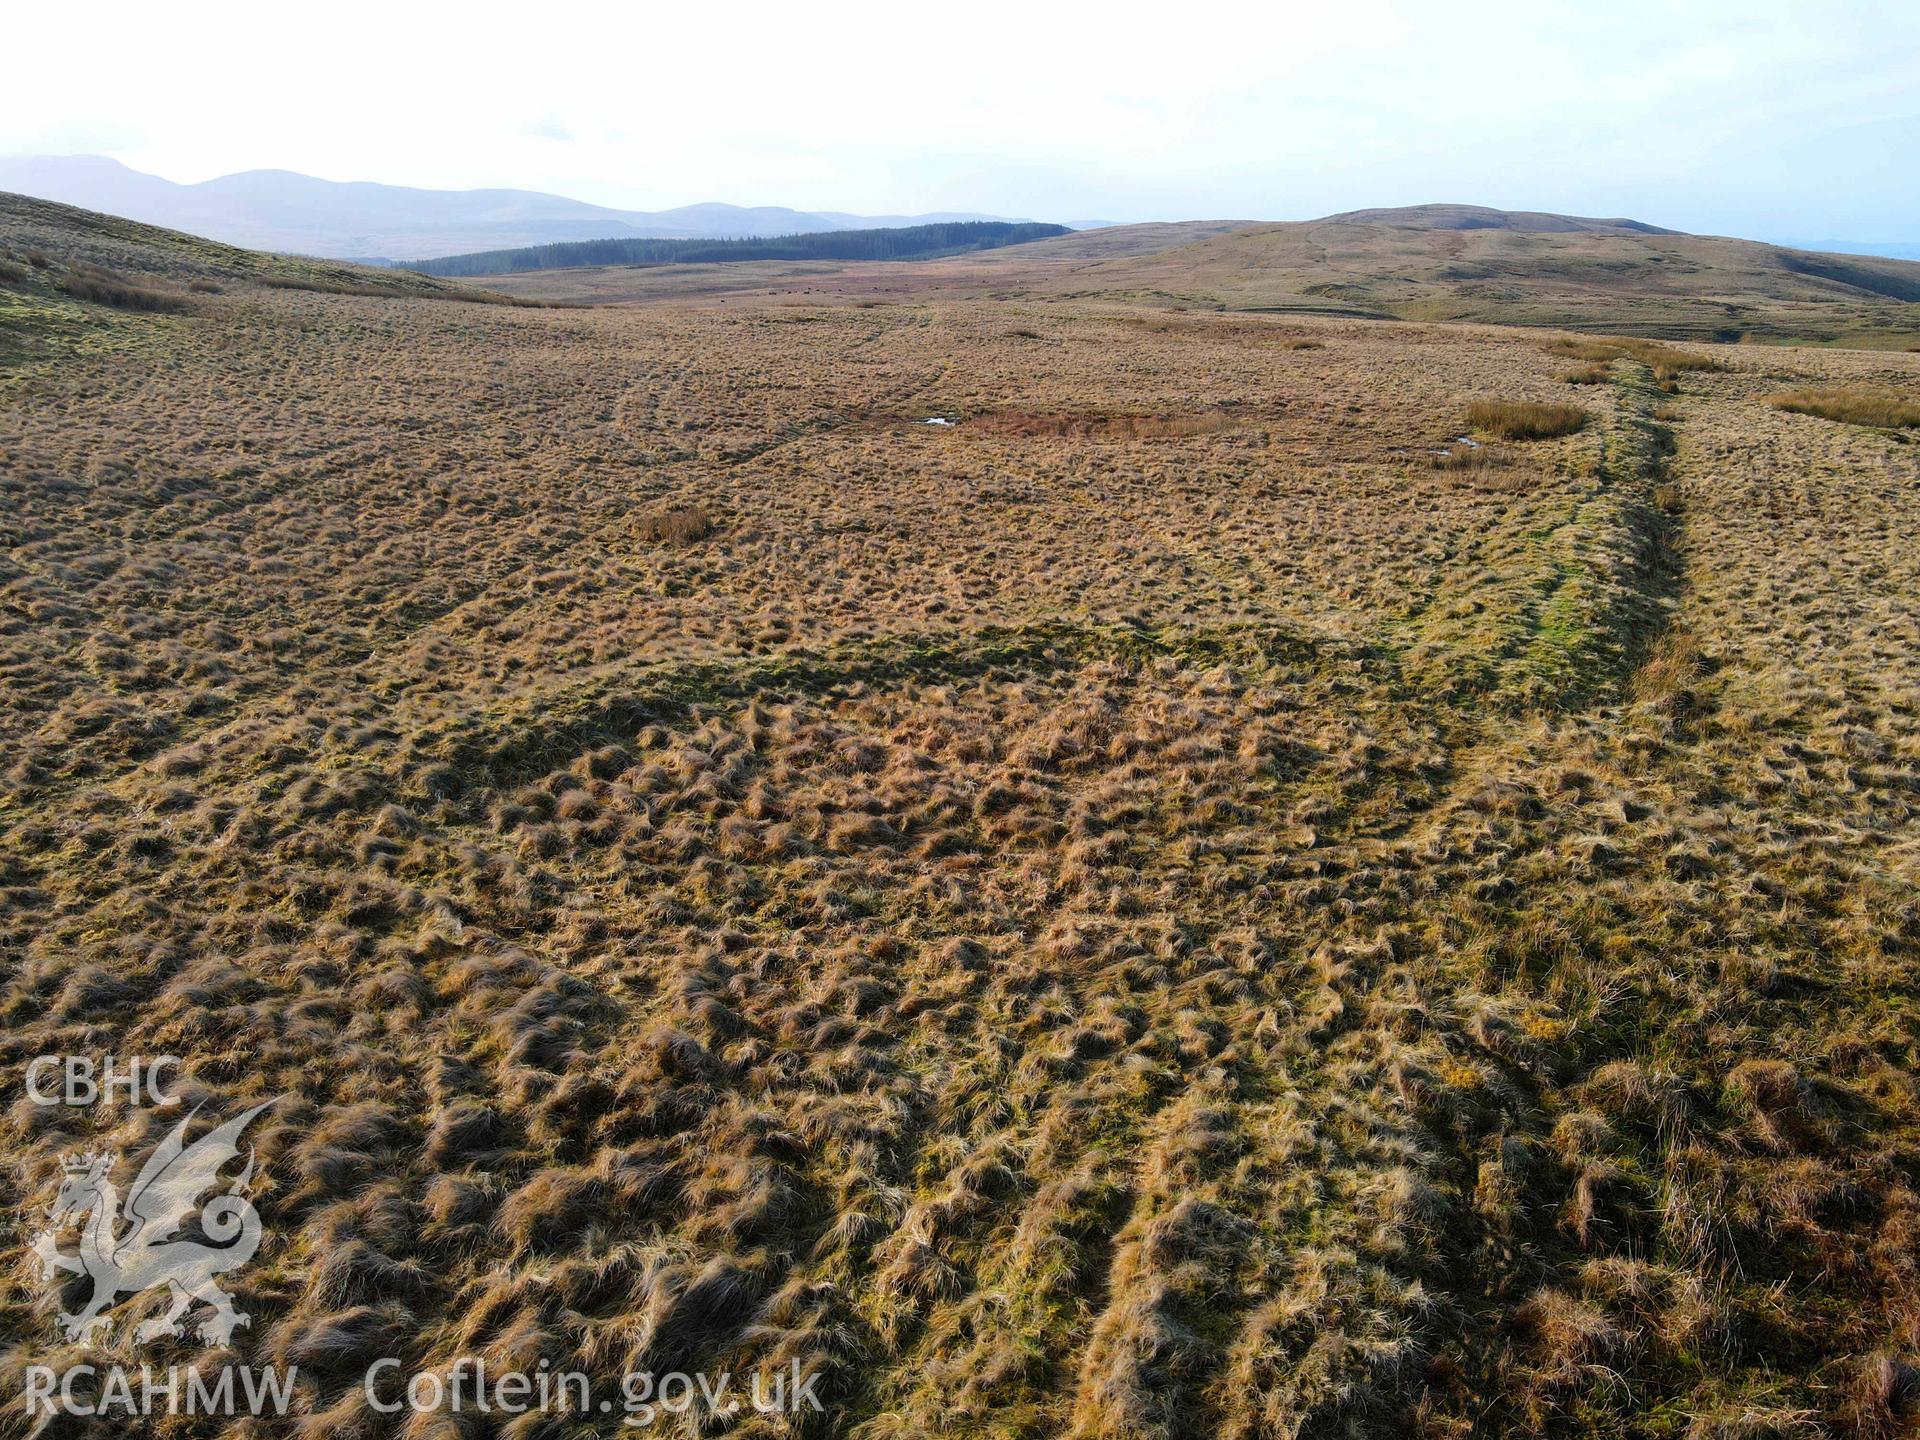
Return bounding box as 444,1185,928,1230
0,155,1026,261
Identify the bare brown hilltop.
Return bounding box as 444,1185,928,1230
1317,203,1680,235
1032,206,1920,341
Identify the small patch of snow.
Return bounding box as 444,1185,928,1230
923,417,955,427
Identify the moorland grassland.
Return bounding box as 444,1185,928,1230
3,194,1920,1438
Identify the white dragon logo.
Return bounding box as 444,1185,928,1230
30,1100,275,1347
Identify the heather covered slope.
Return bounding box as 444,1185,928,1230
4,200,1920,1438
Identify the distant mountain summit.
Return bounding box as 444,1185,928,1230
1318,203,1679,235
0,155,1025,261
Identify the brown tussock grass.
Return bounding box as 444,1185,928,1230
633,502,717,545
59,261,192,313
1430,441,1513,475
1560,363,1612,386
1767,386,1920,429
1548,337,1726,381
962,410,1234,439
257,274,565,308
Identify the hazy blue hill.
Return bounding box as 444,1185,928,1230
1785,238,1920,262
0,155,1025,260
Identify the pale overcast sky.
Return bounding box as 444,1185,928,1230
4,0,1915,239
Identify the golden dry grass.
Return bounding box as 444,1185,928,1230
5,198,1920,1440
960,409,1235,439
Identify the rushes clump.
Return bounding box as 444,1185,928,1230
1465,399,1589,440
1767,385,1920,429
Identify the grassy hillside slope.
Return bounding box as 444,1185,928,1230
0,192,512,295
1050,210,1920,343
474,206,1920,347
0,192,552,374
